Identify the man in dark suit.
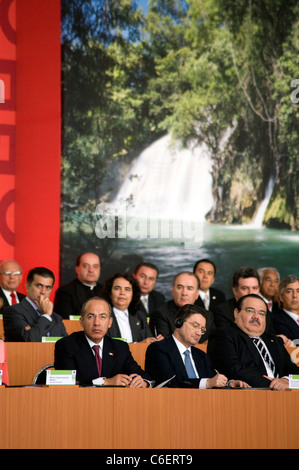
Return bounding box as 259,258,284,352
54,297,152,387
213,266,260,328
3,267,67,342
54,252,102,319
207,294,299,390
193,258,225,313
149,271,214,343
0,260,25,315
258,267,280,312
272,275,299,342
145,304,248,389
133,262,165,318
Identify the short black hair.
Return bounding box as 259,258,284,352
235,294,267,312
101,272,141,315
193,258,216,275
27,267,55,285
134,262,159,276
232,266,260,288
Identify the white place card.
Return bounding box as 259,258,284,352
46,370,76,385
69,315,80,320
0,370,2,385
288,374,299,389
42,337,62,343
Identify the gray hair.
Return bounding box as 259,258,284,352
258,267,280,281
278,275,299,308
279,275,299,296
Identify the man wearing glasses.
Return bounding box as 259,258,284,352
145,304,248,389
0,260,25,315
207,294,299,390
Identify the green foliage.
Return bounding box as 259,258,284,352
62,0,299,233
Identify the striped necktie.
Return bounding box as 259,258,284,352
252,337,276,376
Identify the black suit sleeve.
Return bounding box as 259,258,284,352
53,287,76,319
149,305,174,338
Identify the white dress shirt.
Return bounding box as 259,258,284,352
172,335,208,389
113,307,133,343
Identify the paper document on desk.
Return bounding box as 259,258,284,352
155,375,176,388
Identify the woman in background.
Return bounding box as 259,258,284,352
101,273,163,344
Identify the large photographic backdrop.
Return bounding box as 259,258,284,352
61,0,299,298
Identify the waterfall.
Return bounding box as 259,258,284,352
252,174,275,228
111,134,214,223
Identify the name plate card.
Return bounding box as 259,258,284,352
69,315,80,320
0,370,2,385
289,375,299,389
42,337,62,343
46,370,76,385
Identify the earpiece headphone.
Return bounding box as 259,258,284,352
175,305,192,329
175,304,207,328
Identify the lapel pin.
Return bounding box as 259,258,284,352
108,352,114,356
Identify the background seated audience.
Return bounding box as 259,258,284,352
3,267,67,342
149,271,214,343
272,275,299,344
193,258,226,313
133,262,165,318
258,267,280,312
2,254,298,392
0,260,25,315
54,252,102,319
101,272,162,344
213,266,261,328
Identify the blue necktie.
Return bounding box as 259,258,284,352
184,350,197,378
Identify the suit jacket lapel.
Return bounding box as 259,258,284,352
168,337,189,379
262,335,281,373
129,314,141,342
23,299,40,324
102,337,116,377
77,332,100,378
237,326,268,373
108,311,121,338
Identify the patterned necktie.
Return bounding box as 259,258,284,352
93,345,102,377
10,292,17,305
252,337,276,376
184,350,197,378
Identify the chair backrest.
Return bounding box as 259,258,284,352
33,363,54,385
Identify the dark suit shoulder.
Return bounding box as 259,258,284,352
210,286,226,300
150,290,165,302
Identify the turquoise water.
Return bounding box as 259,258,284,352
112,224,299,299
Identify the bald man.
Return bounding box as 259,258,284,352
0,260,25,315
54,252,102,319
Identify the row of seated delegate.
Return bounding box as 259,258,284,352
0,257,298,390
